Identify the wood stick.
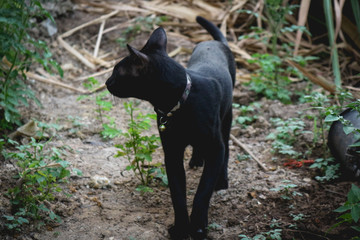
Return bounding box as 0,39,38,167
345,86,360,92
80,49,112,68
77,68,113,81
57,36,96,70
230,134,269,171
286,59,336,93
60,10,120,38
93,20,106,57
26,72,87,94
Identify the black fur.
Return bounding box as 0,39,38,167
106,16,235,239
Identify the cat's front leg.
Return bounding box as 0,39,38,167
163,143,190,239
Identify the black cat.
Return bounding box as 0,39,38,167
106,16,235,239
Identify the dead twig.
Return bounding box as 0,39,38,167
230,134,268,171
57,36,97,70
93,20,106,57
77,68,113,81
26,72,88,94
286,60,336,93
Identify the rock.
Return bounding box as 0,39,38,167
89,175,111,189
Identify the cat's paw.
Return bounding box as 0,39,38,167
214,177,228,191
168,225,190,240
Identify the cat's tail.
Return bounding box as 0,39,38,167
196,16,228,45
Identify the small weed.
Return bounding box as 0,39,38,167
267,117,306,159
310,158,340,182
78,77,120,138
270,180,302,200
237,154,251,162
67,116,85,135
329,184,360,234
247,53,292,104
290,213,306,221
233,102,260,127
208,222,222,231
114,101,166,192
1,128,80,231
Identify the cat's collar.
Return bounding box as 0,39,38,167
155,73,192,131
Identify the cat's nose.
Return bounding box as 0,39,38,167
105,76,113,87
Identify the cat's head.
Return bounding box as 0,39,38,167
106,27,167,100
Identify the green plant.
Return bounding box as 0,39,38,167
267,117,306,159
247,53,292,104
2,135,80,231
329,184,360,234
67,116,85,135
304,91,355,182
270,180,302,200
290,213,306,221
114,101,166,192
310,157,340,182
207,222,222,232
324,99,360,145
239,2,314,104
0,0,62,127
233,102,260,127
78,77,121,138
263,0,299,55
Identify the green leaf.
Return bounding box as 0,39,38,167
324,114,340,122
343,126,356,135
351,226,360,232
3,215,15,221
334,205,352,213
18,217,29,224
349,184,360,203
72,168,83,176
351,205,360,223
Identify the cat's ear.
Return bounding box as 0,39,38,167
142,27,167,53
127,44,149,65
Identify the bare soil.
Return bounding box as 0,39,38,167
1,5,359,240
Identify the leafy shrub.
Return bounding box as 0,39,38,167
114,101,166,192
2,136,80,231
239,1,314,104
329,184,360,234
0,0,62,128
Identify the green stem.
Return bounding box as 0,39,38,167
323,0,341,88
